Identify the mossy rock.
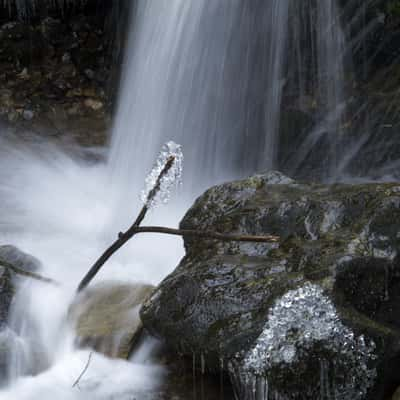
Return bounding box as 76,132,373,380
70,281,154,359
141,171,400,399
0,245,40,326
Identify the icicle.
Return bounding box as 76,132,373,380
200,352,205,375
219,357,224,400
192,351,197,400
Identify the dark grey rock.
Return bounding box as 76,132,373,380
0,245,40,386
0,245,40,326
0,266,13,328
141,172,400,399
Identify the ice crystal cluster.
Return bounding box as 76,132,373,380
241,283,376,399
140,141,183,208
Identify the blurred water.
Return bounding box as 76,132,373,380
108,0,293,212
0,136,178,399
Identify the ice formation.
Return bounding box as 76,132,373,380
140,141,183,209
239,283,376,399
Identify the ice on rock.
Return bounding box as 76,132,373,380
140,141,183,208
239,282,376,399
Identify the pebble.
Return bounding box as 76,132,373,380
22,109,34,121
84,69,95,79
62,52,71,63
84,98,103,111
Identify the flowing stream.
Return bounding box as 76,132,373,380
0,0,392,399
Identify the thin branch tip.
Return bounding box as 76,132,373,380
77,155,279,292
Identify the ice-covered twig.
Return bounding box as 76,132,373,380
77,142,279,292
141,141,183,208
72,352,93,389
77,150,178,292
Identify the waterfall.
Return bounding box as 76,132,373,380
281,0,348,179
0,0,385,399
108,0,351,221
108,0,291,216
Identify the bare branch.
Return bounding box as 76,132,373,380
76,154,280,293
77,156,176,292
72,351,93,388
0,258,58,285
133,226,279,243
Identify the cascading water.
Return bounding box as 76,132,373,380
109,0,355,199
0,0,392,399
279,0,349,180
108,0,292,208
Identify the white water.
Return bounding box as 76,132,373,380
0,136,179,398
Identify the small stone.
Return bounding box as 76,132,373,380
70,282,154,359
84,98,103,111
67,103,81,116
17,68,29,80
22,109,34,121
84,68,95,79
62,52,71,63
66,88,83,98
0,89,13,108
82,87,96,97
7,110,18,122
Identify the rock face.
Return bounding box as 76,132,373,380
141,172,400,399
70,281,154,359
0,245,40,384
0,13,120,145
0,245,40,326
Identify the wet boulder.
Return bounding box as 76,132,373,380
141,171,400,399
0,265,13,327
0,245,40,326
70,281,154,359
0,245,40,385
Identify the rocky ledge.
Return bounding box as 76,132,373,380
0,15,116,145
141,171,400,400
0,245,41,383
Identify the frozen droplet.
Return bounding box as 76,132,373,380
281,345,296,363
140,141,183,208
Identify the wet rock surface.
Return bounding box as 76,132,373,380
0,245,41,383
141,171,400,399
0,245,40,326
0,265,13,328
70,281,154,359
